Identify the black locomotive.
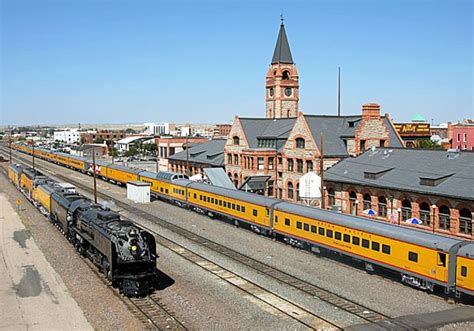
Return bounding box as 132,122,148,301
11,164,158,297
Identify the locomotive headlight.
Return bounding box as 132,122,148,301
131,245,138,252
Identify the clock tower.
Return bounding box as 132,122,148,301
266,20,299,119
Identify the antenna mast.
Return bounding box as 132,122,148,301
337,67,341,116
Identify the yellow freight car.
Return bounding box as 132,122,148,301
8,164,23,188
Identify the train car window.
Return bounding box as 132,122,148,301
160,188,164,192
461,266,468,277
211,198,214,204
408,252,418,263
242,206,246,213
253,209,258,217
372,242,380,251
165,189,169,194
327,229,333,238
232,203,236,210
362,239,370,248
304,223,309,231
335,232,342,240
237,205,241,212
311,225,316,233
200,195,203,200
343,234,350,243
275,216,278,223
266,209,269,217
296,221,302,229
352,236,360,245
285,218,290,226
194,194,197,199
318,227,325,236
219,200,223,206
223,201,227,207
437,253,447,267
382,244,391,255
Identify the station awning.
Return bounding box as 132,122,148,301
239,175,271,192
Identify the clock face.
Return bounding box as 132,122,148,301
284,88,292,97
269,87,274,97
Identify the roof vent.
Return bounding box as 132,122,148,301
419,174,453,186
447,149,460,159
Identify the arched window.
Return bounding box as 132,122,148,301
228,153,232,164
233,136,240,145
378,196,387,217
233,173,239,188
287,159,294,172
296,138,305,149
228,172,232,179
296,183,301,201
328,188,335,207
401,199,412,220
419,202,431,226
287,182,294,200
459,208,472,235
439,205,451,230
349,191,357,215
363,193,372,211
282,71,290,80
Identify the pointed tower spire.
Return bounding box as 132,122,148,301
271,19,294,64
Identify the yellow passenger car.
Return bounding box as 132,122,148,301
106,164,142,184
456,250,474,295
186,182,274,230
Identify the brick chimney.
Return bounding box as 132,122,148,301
362,103,381,120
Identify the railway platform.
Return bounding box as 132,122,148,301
0,193,92,330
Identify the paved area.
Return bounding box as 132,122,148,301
0,193,92,330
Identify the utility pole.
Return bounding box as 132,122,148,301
9,134,12,164
32,142,35,171
337,67,341,116
92,150,98,203
320,133,325,209
185,135,190,177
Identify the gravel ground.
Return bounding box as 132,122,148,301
4,153,473,330
0,169,144,330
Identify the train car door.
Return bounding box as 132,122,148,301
436,251,448,281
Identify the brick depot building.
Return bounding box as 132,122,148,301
324,148,474,239
224,21,404,200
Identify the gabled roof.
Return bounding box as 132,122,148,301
304,115,361,156
169,139,226,167
239,117,296,151
271,22,294,64
325,148,474,201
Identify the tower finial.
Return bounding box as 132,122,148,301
280,11,284,25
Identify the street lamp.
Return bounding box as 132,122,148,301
389,193,394,215
397,207,402,225
431,204,437,233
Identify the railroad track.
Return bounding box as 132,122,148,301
3,148,396,329
0,162,186,331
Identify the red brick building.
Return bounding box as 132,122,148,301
224,21,404,201
324,148,474,239
449,121,474,151
81,130,126,144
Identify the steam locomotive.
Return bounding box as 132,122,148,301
8,164,158,296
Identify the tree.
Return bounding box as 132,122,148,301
124,145,139,157
109,146,119,158
93,136,105,144
125,128,136,134
414,139,442,150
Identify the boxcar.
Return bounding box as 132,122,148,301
8,164,23,188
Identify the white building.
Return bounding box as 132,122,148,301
53,129,80,143
116,136,154,152
144,122,172,136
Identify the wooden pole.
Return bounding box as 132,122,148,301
320,133,325,209
92,151,98,203
9,134,12,164
185,135,190,177
32,142,35,171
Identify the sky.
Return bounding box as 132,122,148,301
1,0,472,126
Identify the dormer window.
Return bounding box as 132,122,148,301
296,138,305,148
233,136,240,145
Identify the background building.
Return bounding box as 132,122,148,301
394,115,431,148
81,130,126,144
155,136,208,172
53,129,80,143
169,139,226,176
448,120,474,150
